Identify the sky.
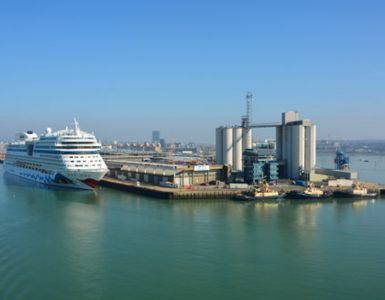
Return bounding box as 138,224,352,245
1,0,385,143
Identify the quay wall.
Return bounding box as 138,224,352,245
99,177,246,200
100,177,385,200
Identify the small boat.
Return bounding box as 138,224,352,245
233,181,284,202
334,184,378,198
287,183,330,200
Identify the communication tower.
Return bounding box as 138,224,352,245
241,92,253,151
242,92,253,128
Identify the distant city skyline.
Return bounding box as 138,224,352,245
152,130,161,143
1,0,385,143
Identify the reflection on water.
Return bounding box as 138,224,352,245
254,202,280,209
1,164,385,299
3,172,104,206
352,199,369,210
253,202,280,221
294,202,322,228
334,197,375,214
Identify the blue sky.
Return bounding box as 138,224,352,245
1,0,384,143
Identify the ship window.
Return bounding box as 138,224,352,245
61,141,94,144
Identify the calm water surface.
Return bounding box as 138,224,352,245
1,153,385,300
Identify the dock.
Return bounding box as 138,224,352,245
100,177,385,200
99,177,248,200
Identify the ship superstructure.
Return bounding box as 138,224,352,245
4,119,108,189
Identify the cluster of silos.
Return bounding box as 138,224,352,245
275,112,316,179
216,126,252,171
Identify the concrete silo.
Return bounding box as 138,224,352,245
242,127,252,151
276,112,316,179
222,127,233,166
288,124,305,179
215,127,223,164
232,127,243,171
304,124,316,174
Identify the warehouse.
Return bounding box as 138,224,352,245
106,160,228,188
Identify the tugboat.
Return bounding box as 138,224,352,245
234,180,284,202
287,182,330,200
334,183,378,198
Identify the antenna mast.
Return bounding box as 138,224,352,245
246,92,253,126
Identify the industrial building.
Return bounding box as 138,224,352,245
309,168,358,181
215,126,252,171
243,149,279,184
276,112,316,179
215,94,317,180
215,93,253,171
309,150,358,181
106,160,229,188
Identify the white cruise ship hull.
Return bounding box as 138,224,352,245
4,164,108,190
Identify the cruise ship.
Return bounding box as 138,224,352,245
4,120,108,190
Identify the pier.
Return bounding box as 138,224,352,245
100,177,248,200
100,177,385,200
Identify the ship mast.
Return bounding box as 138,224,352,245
73,118,80,135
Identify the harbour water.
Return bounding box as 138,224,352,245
1,153,385,300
